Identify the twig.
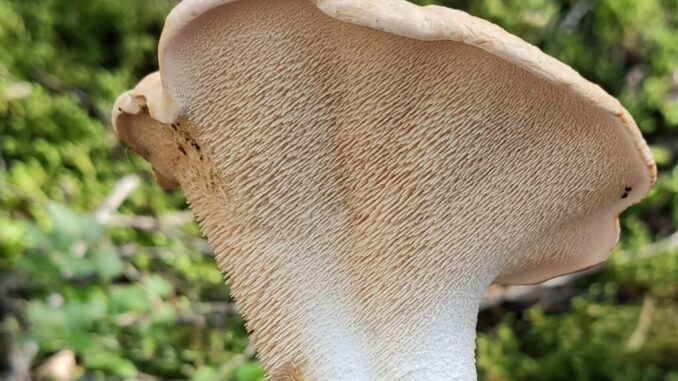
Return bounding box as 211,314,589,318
94,175,141,224
216,343,256,380
625,296,655,352
1,82,32,101
481,265,602,310
619,230,678,262
0,64,32,102
104,211,193,230
481,232,677,310
193,302,239,315
176,302,239,325
560,0,592,33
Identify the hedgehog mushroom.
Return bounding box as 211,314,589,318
112,0,656,380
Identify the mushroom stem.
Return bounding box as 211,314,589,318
218,243,491,380
279,286,490,381
257,261,492,381
367,277,492,381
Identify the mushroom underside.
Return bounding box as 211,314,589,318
112,0,655,379
153,0,653,283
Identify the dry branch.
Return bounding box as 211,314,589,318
216,342,256,380
94,175,141,224
105,211,193,230
481,235,676,310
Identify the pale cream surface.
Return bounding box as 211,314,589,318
112,0,655,379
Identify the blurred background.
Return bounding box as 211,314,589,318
1,0,677,380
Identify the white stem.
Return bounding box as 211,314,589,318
298,273,492,381
377,280,489,380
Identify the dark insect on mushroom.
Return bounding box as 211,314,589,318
622,186,633,198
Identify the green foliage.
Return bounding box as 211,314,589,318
1,0,677,380
0,0,259,378
477,254,678,380
7,201,255,380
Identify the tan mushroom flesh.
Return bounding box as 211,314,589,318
112,0,656,380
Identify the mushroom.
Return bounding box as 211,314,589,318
112,0,656,380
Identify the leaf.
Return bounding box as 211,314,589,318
82,349,138,378
64,291,107,330
93,245,123,281
25,301,68,350
235,361,265,381
46,202,82,248
46,202,104,248
53,253,93,279
145,274,174,298
192,366,218,381
108,284,149,314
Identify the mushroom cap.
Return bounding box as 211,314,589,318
112,72,182,189
113,0,655,285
